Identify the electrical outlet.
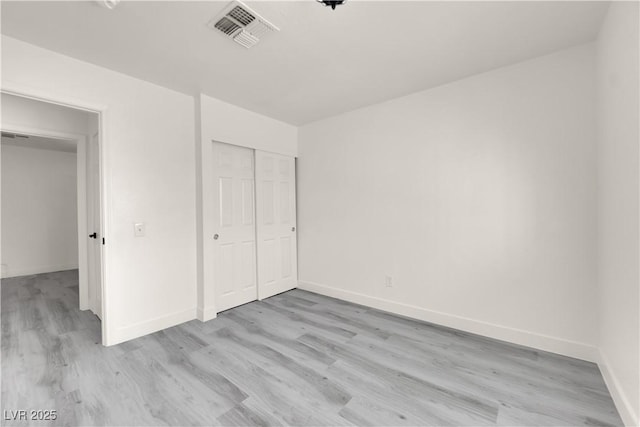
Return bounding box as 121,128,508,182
384,275,393,287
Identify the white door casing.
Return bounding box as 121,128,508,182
212,142,258,312
0,86,110,345
255,151,298,300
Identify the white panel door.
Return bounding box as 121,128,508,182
87,132,102,319
256,151,297,300
213,142,257,312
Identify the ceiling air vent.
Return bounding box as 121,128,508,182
234,30,260,49
1,132,28,139
228,6,255,26
214,17,242,36
208,1,279,49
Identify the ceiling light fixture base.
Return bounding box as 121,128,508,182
317,0,346,10
97,0,121,10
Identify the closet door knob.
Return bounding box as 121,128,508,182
291,227,295,232
213,234,219,240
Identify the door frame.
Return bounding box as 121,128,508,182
1,83,110,345
0,124,91,308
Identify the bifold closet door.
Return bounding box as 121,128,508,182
213,142,258,312
255,150,298,300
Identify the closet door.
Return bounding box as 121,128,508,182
213,142,257,312
256,151,297,299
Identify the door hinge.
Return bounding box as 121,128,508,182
102,237,105,245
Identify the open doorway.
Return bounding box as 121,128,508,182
1,93,104,338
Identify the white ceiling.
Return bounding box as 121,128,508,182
1,1,609,125
1,134,77,153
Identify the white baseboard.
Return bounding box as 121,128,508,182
197,306,218,322
108,308,197,346
298,280,598,362
597,350,639,427
1,264,79,279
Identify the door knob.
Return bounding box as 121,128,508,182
89,232,97,239
291,227,295,232
213,234,219,240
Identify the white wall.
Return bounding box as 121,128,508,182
199,94,297,158
1,93,90,135
196,94,297,320
298,44,598,361
596,3,640,426
1,36,197,345
1,145,78,277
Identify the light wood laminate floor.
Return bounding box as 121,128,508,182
1,270,623,426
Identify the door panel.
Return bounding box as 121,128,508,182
240,241,256,288
262,181,274,224
213,142,257,312
241,180,254,225
256,151,297,300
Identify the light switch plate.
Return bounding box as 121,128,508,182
134,223,145,237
